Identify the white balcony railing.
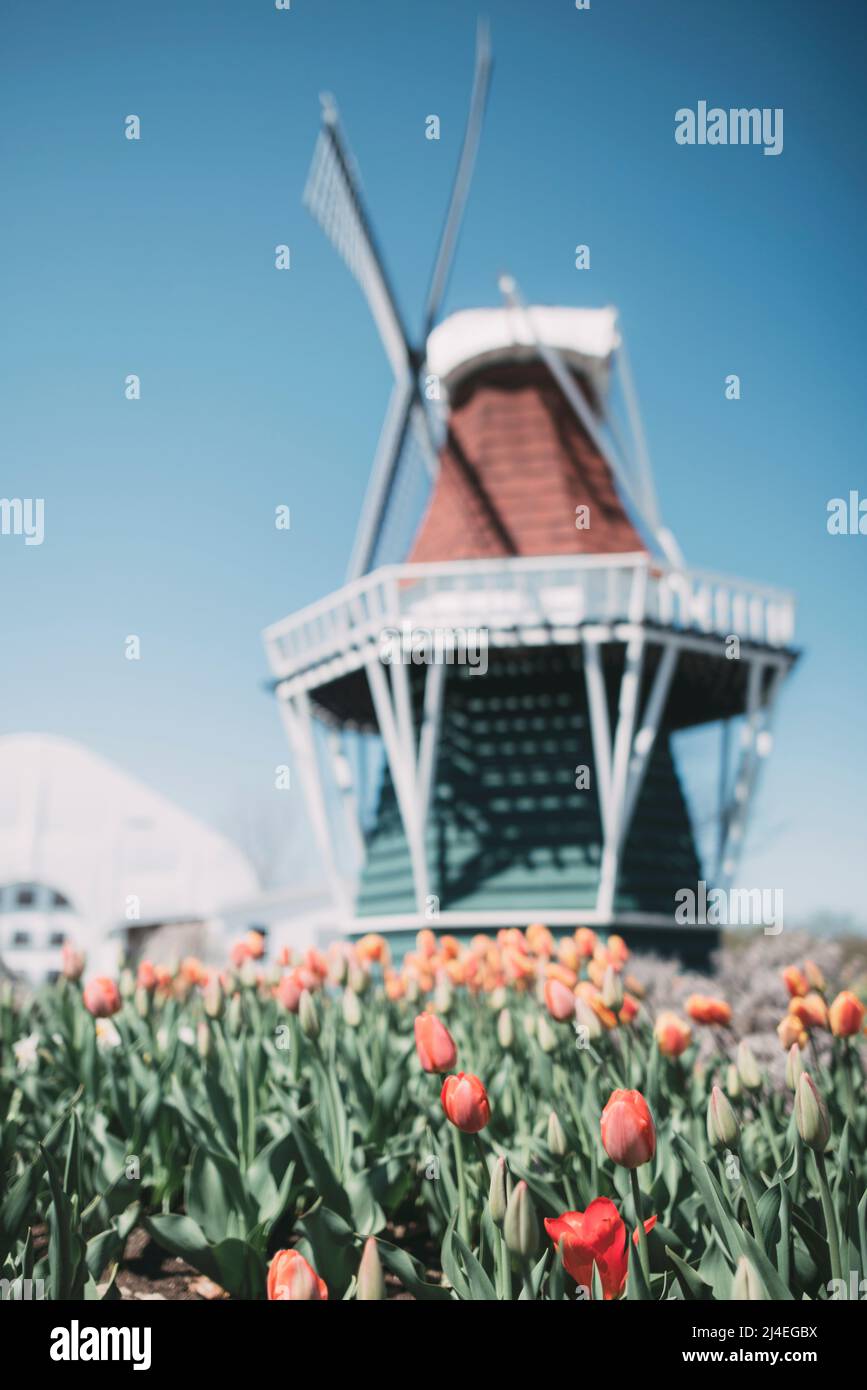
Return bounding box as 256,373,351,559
263,554,796,688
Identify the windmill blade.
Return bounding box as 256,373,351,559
422,19,493,338
304,96,413,380
347,376,416,581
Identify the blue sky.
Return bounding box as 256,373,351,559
1,0,865,922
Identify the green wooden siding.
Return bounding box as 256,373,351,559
355,650,701,919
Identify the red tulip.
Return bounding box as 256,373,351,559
600,1089,656,1168
782,965,808,999
82,976,121,1018
414,1013,457,1073
441,1073,491,1133
544,1198,656,1300
544,977,576,1022
267,1249,328,1301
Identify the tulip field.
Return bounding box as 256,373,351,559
2,926,866,1302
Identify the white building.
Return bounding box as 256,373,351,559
0,734,259,985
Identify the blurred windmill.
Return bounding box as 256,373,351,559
264,22,798,963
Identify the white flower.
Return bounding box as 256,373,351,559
14,1033,40,1070
95,1019,122,1050
178,1026,195,1046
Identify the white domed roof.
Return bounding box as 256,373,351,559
0,734,258,952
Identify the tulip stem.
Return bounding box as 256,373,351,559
842,1041,857,1129
452,1126,470,1245
758,1097,783,1171
814,1150,843,1286
739,1156,765,1252
629,1169,650,1284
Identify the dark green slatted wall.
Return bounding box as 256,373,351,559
355,649,701,919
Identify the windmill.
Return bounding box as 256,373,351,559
264,24,798,963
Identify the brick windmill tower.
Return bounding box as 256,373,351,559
264,25,797,962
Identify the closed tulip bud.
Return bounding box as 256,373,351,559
134,986,150,1019
488,1155,512,1226
795,1073,831,1151
119,968,135,1000
707,1085,740,1149
537,1013,557,1053
434,976,453,1015
732,1255,766,1300
522,1012,537,1040
600,1089,656,1169
601,965,623,1012
329,953,348,987
736,1041,761,1091
203,978,224,1019
725,1063,740,1099
503,1179,539,1259
489,985,508,1011
497,1007,514,1050
356,1237,386,1301
544,977,576,1023
267,1249,328,1301
298,988,320,1040
348,963,369,996
574,996,602,1041
342,987,362,1028
83,976,122,1018
414,1013,457,1073
197,1019,212,1060
441,1072,491,1133
405,975,420,1005
785,1042,804,1091
547,1109,568,1157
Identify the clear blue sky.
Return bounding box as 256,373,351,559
2,0,865,922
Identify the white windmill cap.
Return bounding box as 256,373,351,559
426,304,620,390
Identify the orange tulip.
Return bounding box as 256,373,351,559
544,977,576,1022
414,1013,458,1073
441,1073,491,1133
829,990,866,1038
804,960,826,993
685,994,732,1026
788,992,829,1030
356,932,389,965
416,928,437,959
545,961,578,989
267,1249,328,1301
777,1014,807,1050
607,934,629,967
600,1089,656,1168
574,927,597,959
654,1011,692,1057
83,977,121,1018
782,965,808,999
527,922,554,957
